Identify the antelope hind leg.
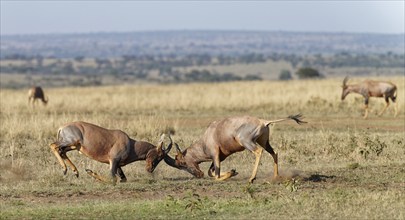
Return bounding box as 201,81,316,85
61,154,79,177
61,145,79,177
271,152,279,178
378,101,389,116
50,143,68,175
248,148,263,183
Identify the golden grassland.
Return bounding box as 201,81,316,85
0,76,404,219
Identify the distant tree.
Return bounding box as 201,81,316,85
279,70,292,80
296,67,323,79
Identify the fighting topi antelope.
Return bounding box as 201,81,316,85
28,86,48,106
50,121,172,184
341,76,398,119
164,114,306,183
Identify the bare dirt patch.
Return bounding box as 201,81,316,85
3,164,403,206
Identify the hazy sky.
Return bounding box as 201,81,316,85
1,1,404,35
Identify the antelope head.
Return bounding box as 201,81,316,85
164,142,204,178
341,76,350,100
146,134,173,173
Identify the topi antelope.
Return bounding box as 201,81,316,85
49,121,172,184
164,114,306,183
28,86,48,106
341,76,398,119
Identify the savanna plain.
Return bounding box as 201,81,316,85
1,77,404,219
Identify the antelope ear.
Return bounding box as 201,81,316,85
342,76,349,87
175,143,184,156
156,134,165,151
175,152,184,160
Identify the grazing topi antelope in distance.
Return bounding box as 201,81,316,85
50,121,172,184
28,86,48,106
164,114,306,183
341,76,398,119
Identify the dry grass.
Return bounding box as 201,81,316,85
1,76,404,219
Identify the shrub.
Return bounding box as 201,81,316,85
296,67,323,79
279,70,292,80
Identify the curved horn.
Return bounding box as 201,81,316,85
163,153,180,169
175,143,183,154
163,141,183,169
163,139,182,169
159,134,165,142
163,134,173,154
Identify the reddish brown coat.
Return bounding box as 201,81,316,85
50,121,172,184
28,86,48,106
164,114,306,183
341,77,397,118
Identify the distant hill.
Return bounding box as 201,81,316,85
1,30,404,58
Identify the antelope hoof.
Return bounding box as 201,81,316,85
270,175,283,183
120,178,127,183
230,169,238,177
85,169,94,175
111,176,118,186
248,177,256,184
63,169,68,175
74,171,79,178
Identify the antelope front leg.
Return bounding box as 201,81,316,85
85,159,119,185
363,105,370,119
394,102,398,117
378,98,390,116
213,155,237,181
208,162,238,178
117,167,127,182
50,143,67,175
215,171,237,181
363,98,369,119
85,169,117,185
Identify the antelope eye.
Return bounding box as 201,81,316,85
177,161,186,167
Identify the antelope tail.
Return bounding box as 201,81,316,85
263,113,307,127
56,128,62,141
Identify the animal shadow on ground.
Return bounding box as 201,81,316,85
162,177,197,181
302,174,336,182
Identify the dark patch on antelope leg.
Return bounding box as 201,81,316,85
117,167,127,182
